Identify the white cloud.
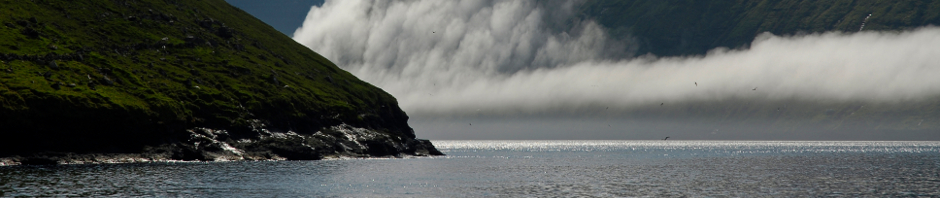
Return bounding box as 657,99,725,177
294,0,940,116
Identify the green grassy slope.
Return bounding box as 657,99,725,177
0,0,414,154
580,0,940,56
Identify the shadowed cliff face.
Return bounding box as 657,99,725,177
0,0,440,165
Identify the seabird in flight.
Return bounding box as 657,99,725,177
663,136,670,140
752,87,757,91
695,82,697,86
661,103,664,106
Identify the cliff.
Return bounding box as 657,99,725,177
0,0,441,165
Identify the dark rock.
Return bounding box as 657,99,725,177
21,27,40,37
410,139,444,155
198,19,213,29
216,27,235,39
101,76,114,85
21,157,59,165
48,60,59,69
184,35,207,47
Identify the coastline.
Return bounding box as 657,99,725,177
1,124,443,166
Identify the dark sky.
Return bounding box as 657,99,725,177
225,0,324,36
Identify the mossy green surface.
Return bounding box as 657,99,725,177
0,0,414,154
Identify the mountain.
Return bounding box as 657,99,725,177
0,0,441,165
579,0,940,57
570,0,940,137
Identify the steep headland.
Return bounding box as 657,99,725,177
0,0,441,165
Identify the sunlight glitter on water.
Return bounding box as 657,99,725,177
434,140,940,154
3,140,939,197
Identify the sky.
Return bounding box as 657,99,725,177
225,0,324,36
230,0,940,140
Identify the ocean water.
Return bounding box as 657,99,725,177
2,141,939,197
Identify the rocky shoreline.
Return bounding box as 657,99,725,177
1,122,443,166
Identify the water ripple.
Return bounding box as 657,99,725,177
436,140,940,155
2,141,938,197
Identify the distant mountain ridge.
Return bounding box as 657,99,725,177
570,0,940,136
579,0,940,56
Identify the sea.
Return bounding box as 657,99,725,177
2,140,939,197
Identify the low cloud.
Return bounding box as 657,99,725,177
293,0,940,116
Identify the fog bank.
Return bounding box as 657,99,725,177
293,0,940,116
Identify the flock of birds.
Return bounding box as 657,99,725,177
656,82,757,140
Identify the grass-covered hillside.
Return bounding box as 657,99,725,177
0,0,436,161
580,0,940,56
